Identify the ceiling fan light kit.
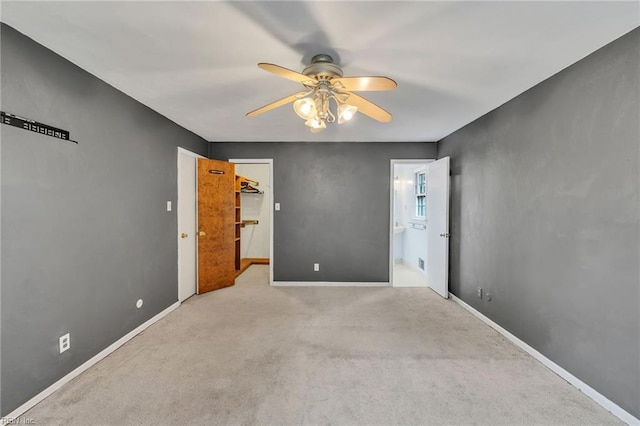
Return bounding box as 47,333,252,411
246,54,397,133
293,98,316,120
337,103,358,124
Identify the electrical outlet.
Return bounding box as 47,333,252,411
59,333,70,353
486,293,492,302
477,287,483,299
314,263,320,272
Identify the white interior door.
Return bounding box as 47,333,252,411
426,156,450,298
178,150,198,301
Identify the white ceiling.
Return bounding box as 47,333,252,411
2,1,638,142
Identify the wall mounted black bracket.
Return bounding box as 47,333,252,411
1,111,76,144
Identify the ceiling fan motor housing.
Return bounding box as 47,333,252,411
303,54,343,80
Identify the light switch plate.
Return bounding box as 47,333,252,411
275,203,280,211
166,201,172,211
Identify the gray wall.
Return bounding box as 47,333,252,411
438,28,639,417
1,24,208,415
210,142,436,282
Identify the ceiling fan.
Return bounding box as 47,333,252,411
246,54,397,133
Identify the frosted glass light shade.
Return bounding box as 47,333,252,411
305,117,326,130
293,98,317,120
338,103,358,124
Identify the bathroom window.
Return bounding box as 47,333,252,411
415,171,426,218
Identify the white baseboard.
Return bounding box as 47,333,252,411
450,294,639,426
5,301,181,420
272,281,389,287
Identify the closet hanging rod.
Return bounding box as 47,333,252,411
238,175,259,186
241,186,264,194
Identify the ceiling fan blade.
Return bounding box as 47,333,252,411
344,92,392,123
258,63,315,84
332,76,397,91
246,91,307,118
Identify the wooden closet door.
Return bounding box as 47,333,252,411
197,158,235,293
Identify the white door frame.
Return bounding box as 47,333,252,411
177,147,205,301
389,159,434,287
229,158,275,286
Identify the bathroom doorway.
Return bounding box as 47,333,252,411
390,160,433,287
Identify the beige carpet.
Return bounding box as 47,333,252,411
25,265,620,425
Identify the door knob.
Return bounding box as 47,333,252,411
180,233,188,239
198,231,206,237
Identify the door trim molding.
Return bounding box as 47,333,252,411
177,146,206,159
177,147,205,301
229,159,274,285
450,294,639,425
5,301,180,421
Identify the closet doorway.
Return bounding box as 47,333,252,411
230,159,274,285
